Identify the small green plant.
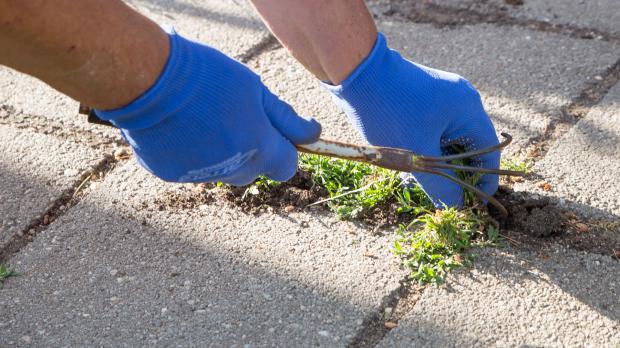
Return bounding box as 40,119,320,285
501,156,532,173
447,144,482,206
0,264,17,289
392,143,502,285
395,185,434,215
394,207,494,285
242,175,281,198
299,154,400,219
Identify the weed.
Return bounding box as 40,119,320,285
299,154,400,219
241,176,281,199
448,144,482,206
392,144,502,285
395,184,434,215
501,156,532,173
394,208,497,285
0,264,17,289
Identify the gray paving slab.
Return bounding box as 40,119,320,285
0,0,267,139
378,246,620,347
418,0,620,36
0,160,406,347
253,21,619,154
515,82,620,218
0,125,102,250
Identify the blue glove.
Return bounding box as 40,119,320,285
95,29,321,186
324,33,500,207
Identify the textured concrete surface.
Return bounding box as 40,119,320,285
378,246,620,347
0,125,102,250
0,0,267,139
420,0,620,36
378,21,619,153
516,82,620,218
0,161,406,347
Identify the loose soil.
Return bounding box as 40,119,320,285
152,170,413,227
152,177,619,258
493,187,620,258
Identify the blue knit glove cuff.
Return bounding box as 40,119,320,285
323,32,388,94
95,28,187,130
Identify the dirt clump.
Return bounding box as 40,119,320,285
493,187,620,257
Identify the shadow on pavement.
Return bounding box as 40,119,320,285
0,161,618,346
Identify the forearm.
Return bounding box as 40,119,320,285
0,0,169,110
250,0,377,84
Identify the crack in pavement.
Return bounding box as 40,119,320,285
347,283,425,348
0,155,120,263
237,34,281,64
375,1,620,43
0,104,123,153
527,59,620,159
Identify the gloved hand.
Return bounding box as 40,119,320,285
324,33,499,207
95,29,321,186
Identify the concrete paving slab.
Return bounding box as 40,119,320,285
515,82,620,218
411,0,620,36
253,22,619,154
0,160,406,347
378,246,620,347
0,0,267,140
127,0,268,55
0,125,102,250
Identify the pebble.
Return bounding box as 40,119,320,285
113,147,131,160
63,169,79,177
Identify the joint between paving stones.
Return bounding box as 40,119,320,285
0,105,124,153
376,3,620,43
347,281,425,348
0,155,120,264
237,34,281,64
527,58,620,159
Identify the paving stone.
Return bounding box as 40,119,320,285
378,246,620,347
127,0,268,54
0,160,406,346
516,82,620,218
253,21,619,154
0,125,102,250
420,0,620,36
0,0,267,139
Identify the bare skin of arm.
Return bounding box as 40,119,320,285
0,0,169,110
0,0,374,109
250,0,377,84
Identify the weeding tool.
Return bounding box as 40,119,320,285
79,105,525,217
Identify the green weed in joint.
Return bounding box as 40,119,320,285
501,156,532,173
394,207,494,285
299,154,400,219
242,175,281,198
0,264,18,289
